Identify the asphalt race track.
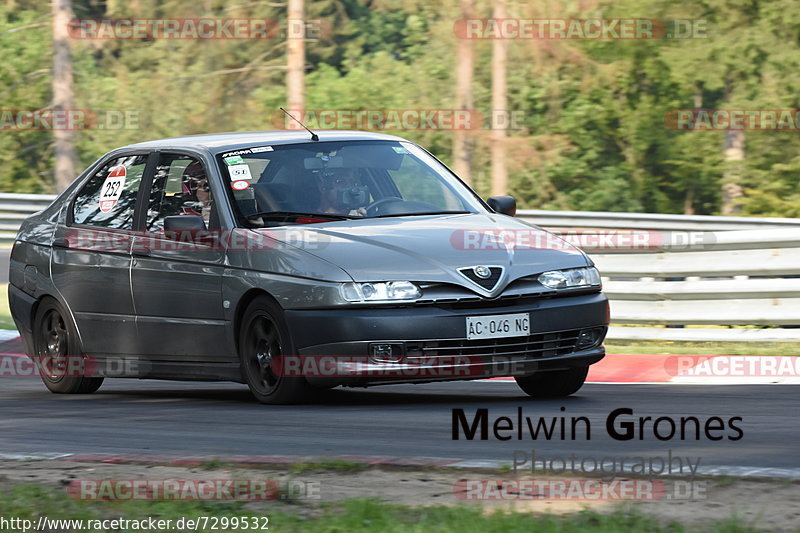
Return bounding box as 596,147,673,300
0,374,796,475
0,287,795,475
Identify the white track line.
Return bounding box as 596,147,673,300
0,453,797,479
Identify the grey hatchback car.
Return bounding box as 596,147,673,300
9,131,608,404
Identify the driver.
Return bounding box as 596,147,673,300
317,167,368,216
181,160,212,225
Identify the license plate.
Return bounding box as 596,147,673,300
466,313,530,340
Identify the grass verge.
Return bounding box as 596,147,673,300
0,484,762,533
605,340,800,356
288,460,367,475
0,283,15,330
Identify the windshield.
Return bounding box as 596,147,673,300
216,140,484,226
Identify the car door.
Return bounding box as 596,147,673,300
51,152,152,356
130,151,231,362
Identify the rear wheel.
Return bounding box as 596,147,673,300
515,366,589,398
33,297,103,394
238,296,314,404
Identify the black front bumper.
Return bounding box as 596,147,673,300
283,292,608,386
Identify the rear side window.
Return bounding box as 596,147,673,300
72,155,147,229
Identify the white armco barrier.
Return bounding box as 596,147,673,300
0,193,58,243
557,228,800,342
517,209,800,231
4,195,799,341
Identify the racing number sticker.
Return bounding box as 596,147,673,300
228,164,252,181
99,165,126,212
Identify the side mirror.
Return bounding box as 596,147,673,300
487,196,516,216
164,215,207,231
163,215,217,246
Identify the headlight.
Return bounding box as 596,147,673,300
538,267,601,289
341,281,422,302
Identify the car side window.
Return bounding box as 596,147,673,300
146,154,214,232
72,155,147,229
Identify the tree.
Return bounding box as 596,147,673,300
52,0,78,192
452,0,473,184
490,0,508,197
286,0,306,128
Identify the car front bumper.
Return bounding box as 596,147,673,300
283,291,608,387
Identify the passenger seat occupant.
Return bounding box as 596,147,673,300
181,160,212,224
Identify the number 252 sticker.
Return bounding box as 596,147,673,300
99,165,126,213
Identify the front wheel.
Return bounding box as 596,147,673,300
33,297,103,394
238,296,314,404
515,366,589,398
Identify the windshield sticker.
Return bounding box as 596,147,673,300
99,165,126,212
392,146,409,154
250,146,274,153
228,164,253,181
223,155,245,166
220,149,252,158
232,180,251,191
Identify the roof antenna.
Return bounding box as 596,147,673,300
279,107,318,142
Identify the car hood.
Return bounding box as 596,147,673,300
252,213,589,294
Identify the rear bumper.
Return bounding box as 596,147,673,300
283,291,608,386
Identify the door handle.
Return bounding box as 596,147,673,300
132,249,151,257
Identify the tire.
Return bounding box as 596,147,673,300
238,296,314,404
515,366,589,398
32,297,104,394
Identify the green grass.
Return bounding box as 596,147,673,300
0,485,763,533
0,283,15,330
605,340,800,356
200,458,223,470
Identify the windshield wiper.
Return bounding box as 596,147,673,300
247,210,355,221
373,211,472,218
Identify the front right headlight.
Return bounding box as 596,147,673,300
538,267,601,289
340,281,422,302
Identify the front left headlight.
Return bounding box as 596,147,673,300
340,281,422,302
538,267,601,289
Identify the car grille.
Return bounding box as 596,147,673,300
404,329,582,364
458,267,503,290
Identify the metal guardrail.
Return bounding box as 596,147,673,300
0,193,57,243
518,209,800,231
573,228,800,341
2,194,798,341
515,211,800,341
